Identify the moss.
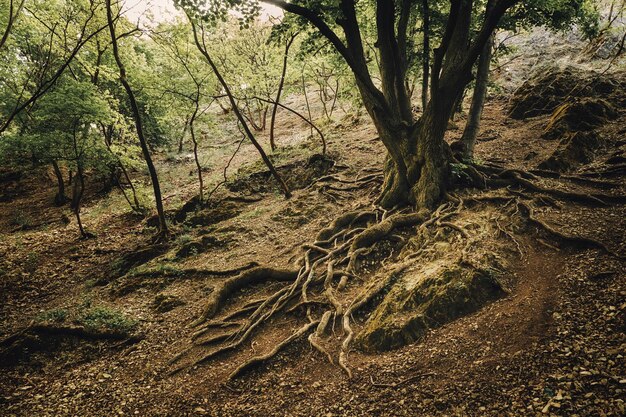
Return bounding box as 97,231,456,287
36,308,69,324
356,265,506,352
78,306,137,334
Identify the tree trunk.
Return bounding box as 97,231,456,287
269,33,297,151
51,160,68,206
178,116,190,153
190,98,204,203
70,126,89,239
100,123,141,213
302,71,314,137
449,87,466,122
106,0,168,237
374,100,452,210
421,0,430,111
460,33,494,159
188,18,291,198
72,158,87,239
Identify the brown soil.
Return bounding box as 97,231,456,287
1,46,626,417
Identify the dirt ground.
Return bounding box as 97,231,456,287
1,28,625,417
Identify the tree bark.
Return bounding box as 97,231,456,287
70,127,88,239
375,98,454,209
72,158,87,238
178,116,190,153
262,0,516,209
460,33,494,159
106,0,168,236
189,94,204,203
99,123,142,213
421,0,430,111
51,160,67,206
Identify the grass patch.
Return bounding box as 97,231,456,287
35,303,138,336
36,308,68,323
79,306,137,334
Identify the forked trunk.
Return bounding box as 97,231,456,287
372,98,453,210
376,131,449,209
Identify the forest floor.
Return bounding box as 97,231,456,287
1,29,625,417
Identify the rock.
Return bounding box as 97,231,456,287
356,263,506,351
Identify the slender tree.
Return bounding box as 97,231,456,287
178,0,519,208
460,33,494,159
105,0,168,237
269,31,298,151
187,16,292,198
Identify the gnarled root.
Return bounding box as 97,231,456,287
227,321,319,380
191,267,298,326
473,164,626,206
170,205,433,378
516,199,623,259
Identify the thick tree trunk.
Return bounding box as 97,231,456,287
51,160,68,206
460,34,494,159
375,102,452,210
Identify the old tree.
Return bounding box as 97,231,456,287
180,0,517,208
163,0,610,378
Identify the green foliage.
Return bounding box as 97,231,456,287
36,308,69,323
8,211,33,229
79,306,137,334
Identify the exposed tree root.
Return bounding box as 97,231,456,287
169,163,623,380
227,321,318,380
190,321,241,341
502,171,621,205
516,199,623,259
472,164,626,205
191,267,298,326
169,205,429,377
579,163,626,177
188,262,261,277
308,332,334,365
1,323,143,358
127,261,259,280
527,169,621,188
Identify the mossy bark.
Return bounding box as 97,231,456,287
370,93,456,210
